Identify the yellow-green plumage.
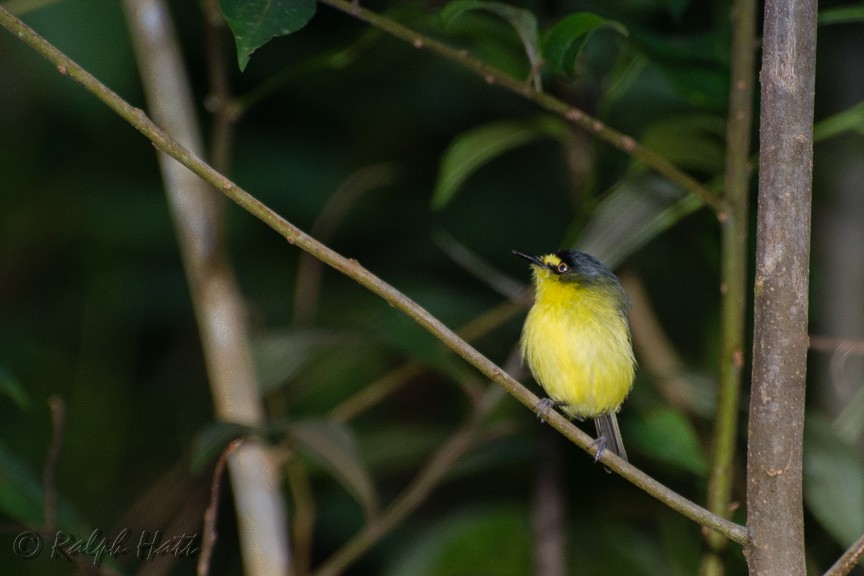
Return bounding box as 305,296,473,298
515,250,635,461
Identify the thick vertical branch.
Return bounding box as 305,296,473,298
747,0,817,574
701,0,757,574
121,2,291,575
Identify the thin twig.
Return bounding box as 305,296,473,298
532,435,565,576
42,395,65,534
202,0,236,175
810,335,864,355
317,0,725,215
0,6,747,545
294,163,401,326
701,0,757,573
286,459,315,576
197,439,242,576
823,531,864,576
330,362,425,423
312,382,502,576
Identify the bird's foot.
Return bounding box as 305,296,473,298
589,435,613,473
536,399,587,423
589,434,607,462
535,398,557,422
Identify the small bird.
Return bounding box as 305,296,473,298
513,249,636,462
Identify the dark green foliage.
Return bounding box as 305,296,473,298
0,1,858,575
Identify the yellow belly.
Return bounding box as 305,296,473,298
521,289,635,418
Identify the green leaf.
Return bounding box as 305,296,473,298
286,419,379,518
577,173,701,269
633,30,729,110
0,440,46,525
640,115,727,174
804,415,864,547
660,0,693,20
252,329,349,395
813,100,864,142
369,311,474,384
358,423,451,474
440,1,541,85
819,6,864,25
190,421,254,473
0,367,29,411
382,505,532,576
432,116,567,209
628,408,707,475
218,0,316,70
543,12,628,78
0,440,87,530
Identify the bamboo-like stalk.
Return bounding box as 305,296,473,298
120,2,290,575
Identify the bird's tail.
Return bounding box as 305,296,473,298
593,413,627,462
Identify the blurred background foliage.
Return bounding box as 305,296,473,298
1,0,863,575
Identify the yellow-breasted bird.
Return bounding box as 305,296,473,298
513,249,635,462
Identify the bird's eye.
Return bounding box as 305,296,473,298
556,263,569,273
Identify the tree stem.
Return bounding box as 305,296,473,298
747,0,818,573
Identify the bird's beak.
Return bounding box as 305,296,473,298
512,250,544,267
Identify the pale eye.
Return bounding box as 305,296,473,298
556,263,569,273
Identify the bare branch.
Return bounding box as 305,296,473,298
747,0,818,573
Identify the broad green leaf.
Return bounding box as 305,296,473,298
440,1,541,86
632,30,729,110
598,47,649,112
640,115,726,174
432,116,567,209
813,100,864,142
582,520,696,576
370,311,472,383
252,329,349,395
543,12,628,78
219,0,316,70
383,506,532,576
819,6,864,25
287,419,379,518
358,423,451,474
0,367,29,411
577,173,701,269
190,421,253,473
5,0,63,16
660,0,693,20
804,415,864,547
0,440,87,530
833,383,864,444
0,441,46,525
628,408,707,475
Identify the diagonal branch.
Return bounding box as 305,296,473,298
0,5,746,547
823,531,864,576
317,0,725,214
